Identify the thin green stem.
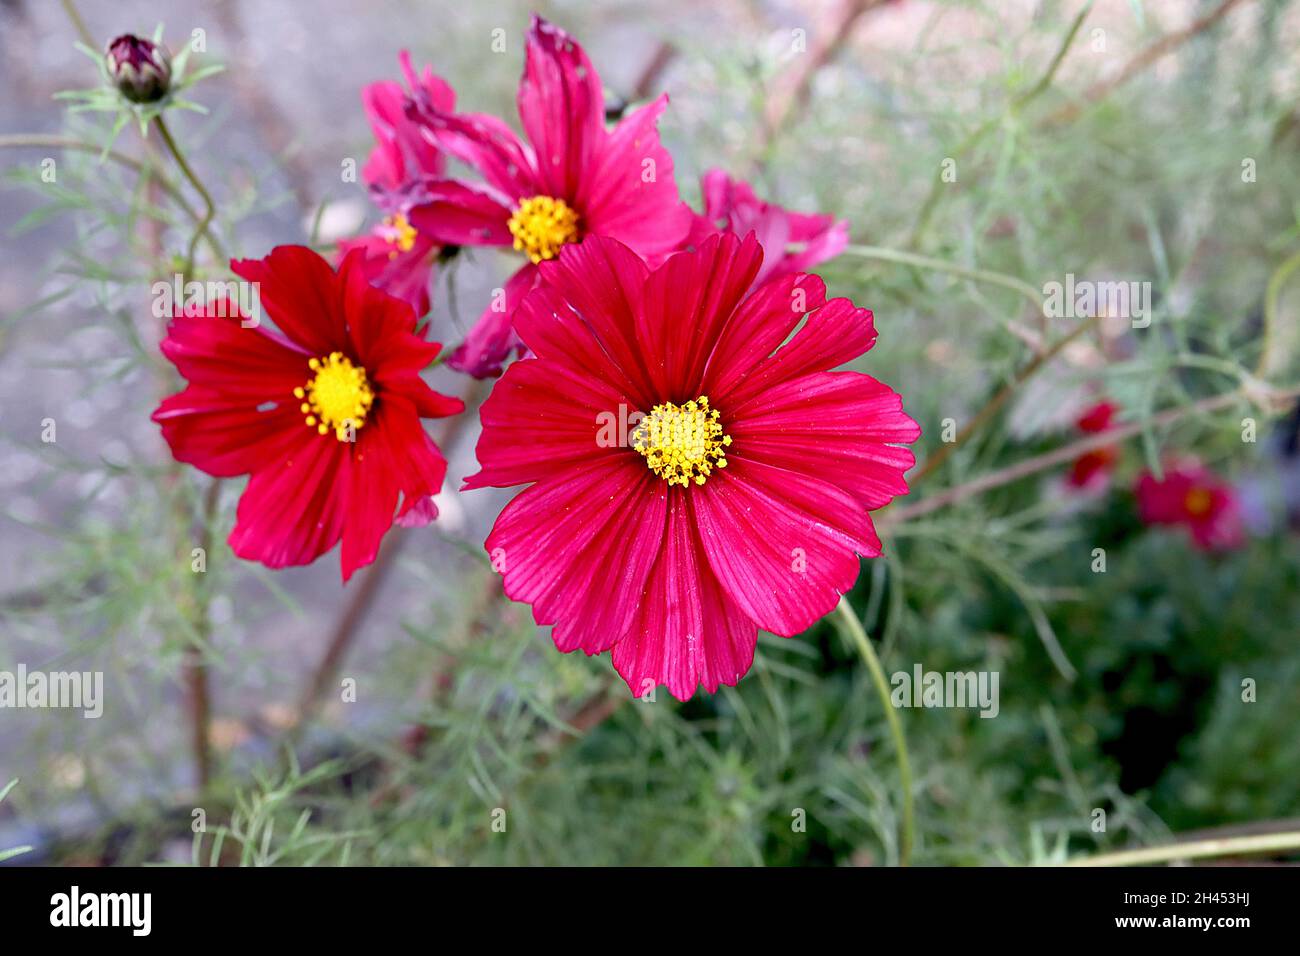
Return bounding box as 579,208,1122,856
906,2,1091,247
0,134,208,233
59,0,94,48
1064,830,1300,867
842,244,1042,309
153,116,221,272
183,477,223,792
833,595,914,866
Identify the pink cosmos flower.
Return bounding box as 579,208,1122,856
684,169,849,288
1067,399,1120,489
152,246,463,582
465,233,920,700
338,52,457,317
406,14,692,378
1135,458,1245,552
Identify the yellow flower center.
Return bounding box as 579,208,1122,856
1184,486,1213,517
632,396,732,487
384,213,418,258
294,352,374,441
507,195,580,264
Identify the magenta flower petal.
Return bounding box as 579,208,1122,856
361,51,455,192
690,457,880,637
409,180,515,247
729,372,918,510
688,169,849,287
530,236,656,407
336,227,439,317
611,499,757,700
445,264,539,377
228,426,352,572
579,95,693,259
635,231,764,397
518,14,605,200
410,109,540,205
469,233,917,697
405,16,691,378
485,455,668,654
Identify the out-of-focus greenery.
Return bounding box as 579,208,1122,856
2,0,1298,866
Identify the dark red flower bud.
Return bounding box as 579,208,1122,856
105,34,172,104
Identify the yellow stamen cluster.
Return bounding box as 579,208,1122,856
1184,486,1213,517
384,213,418,259
295,352,374,441
507,195,580,264
632,396,732,487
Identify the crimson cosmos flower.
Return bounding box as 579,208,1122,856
338,52,457,317
465,233,920,699
152,245,464,581
1067,399,1120,489
405,14,692,378
683,169,849,288
1135,459,1245,552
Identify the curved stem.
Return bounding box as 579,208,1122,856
842,244,1043,309
833,595,914,866
1064,830,1300,867
153,116,221,271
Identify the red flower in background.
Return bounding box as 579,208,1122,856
339,52,457,317
406,14,692,377
153,246,464,581
1068,399,1120,489
684,169,848,288
465,233,919,699
337,212,441,319
1135,459,1245,552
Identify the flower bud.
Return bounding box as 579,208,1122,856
104,34,172,104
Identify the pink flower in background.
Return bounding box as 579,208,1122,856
339,53,457,317
1135,459,1245,552
684,169,849,288
465,233,919,700
1068,399,1120,489
361,51,455,196
406,14,692,377
337,212,441,318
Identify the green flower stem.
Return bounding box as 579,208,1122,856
153,115,221,272
1064,830,1300,867
59,0,94,48
833,595,914,866
841,244,1043,310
